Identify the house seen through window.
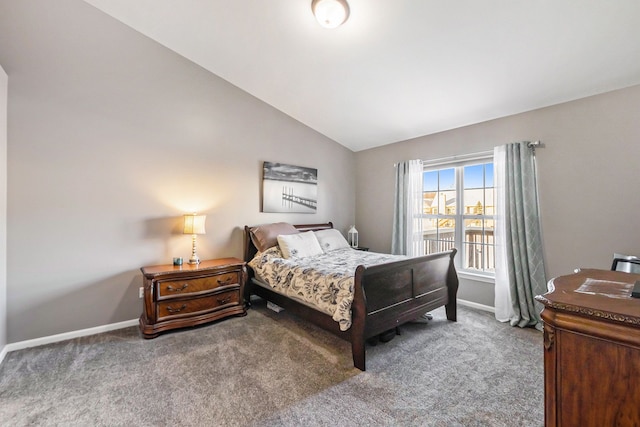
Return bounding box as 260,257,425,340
423,160,495,275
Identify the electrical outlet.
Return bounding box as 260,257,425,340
139,287,144,299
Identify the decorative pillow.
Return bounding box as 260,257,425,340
250,222,299,253
277,231,323,259
314,229,350,252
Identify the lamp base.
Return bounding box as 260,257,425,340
189,234,201,264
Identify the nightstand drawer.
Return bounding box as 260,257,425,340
157,290,240,320
157,272,239,299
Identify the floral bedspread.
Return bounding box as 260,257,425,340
248,247,404,331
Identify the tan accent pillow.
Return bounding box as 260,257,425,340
250,222,299,252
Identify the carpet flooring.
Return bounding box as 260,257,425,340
0,300,543,426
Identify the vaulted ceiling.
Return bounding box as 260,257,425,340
82,0,640,152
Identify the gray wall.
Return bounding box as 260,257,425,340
355,85,640,307
0,64,7,349
0,0,355,343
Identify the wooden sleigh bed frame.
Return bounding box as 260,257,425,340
243,222,459,371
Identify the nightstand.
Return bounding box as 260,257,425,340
139,258,247,338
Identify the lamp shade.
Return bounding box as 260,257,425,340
183,214,206,235
311,0,350,29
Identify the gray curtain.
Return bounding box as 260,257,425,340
494,142,547,330
391,159,424,256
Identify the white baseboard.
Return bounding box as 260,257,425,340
2,318,139,358
0,344,8,366
458,298,495,313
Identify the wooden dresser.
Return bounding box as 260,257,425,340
139,258,247,338
536,269,640,426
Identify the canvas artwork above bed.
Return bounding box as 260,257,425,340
261,162,318,213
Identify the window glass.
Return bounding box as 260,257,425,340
423,160,494,275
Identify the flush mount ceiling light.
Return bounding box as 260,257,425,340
311,0,350,29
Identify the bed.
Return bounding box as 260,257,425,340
243,222,459,371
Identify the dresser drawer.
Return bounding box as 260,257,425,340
157,290,240,320
156,271,239,299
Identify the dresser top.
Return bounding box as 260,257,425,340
141,257,244,278
536,269,640,326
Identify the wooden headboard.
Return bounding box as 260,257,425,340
243,222,334,263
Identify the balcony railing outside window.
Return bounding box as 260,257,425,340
423,229,495,272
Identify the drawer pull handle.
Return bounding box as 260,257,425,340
166,284,189,292
166,304,187,313
217,277,233,286
217,296,232,305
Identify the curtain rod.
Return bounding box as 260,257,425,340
526,140,543,149
395,140,544,168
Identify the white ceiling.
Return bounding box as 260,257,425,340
82,0,640,152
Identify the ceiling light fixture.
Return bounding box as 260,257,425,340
311,0,350,29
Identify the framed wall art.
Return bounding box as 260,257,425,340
262,162,317,213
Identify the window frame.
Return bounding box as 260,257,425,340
422,152,495,279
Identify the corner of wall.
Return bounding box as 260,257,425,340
1,63,8,357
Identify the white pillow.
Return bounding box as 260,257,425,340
314,229,350,253
277,231,324,259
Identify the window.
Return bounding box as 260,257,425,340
423,159,494,275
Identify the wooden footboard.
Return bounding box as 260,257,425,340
243,223,458,371
350,249,458,370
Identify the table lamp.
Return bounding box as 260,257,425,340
183,213,206,264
